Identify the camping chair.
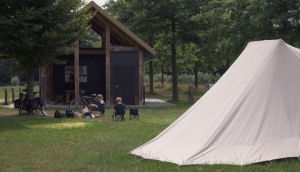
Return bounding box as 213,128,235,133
112,109,125,121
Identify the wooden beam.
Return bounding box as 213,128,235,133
139,49,144,105
88,2,157,56
92,16,105,29
74,40,80,102
105,23,111,105
79,49,105,54
40,66,46,100
92,21,120,45
109,23,138,47
110,45,139,52
48,64,54,99
91,20,104,35
93,14,137,47
40,64,53,102
91,25,103,37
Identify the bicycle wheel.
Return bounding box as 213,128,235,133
18,107,22,116
69,98,84,110
38,105,48,116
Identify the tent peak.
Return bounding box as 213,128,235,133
248,39,286,45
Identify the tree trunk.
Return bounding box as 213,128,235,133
26,70,34,100
161,63,164,86
194,62,198,89
171,19,178,101
149,60,154,94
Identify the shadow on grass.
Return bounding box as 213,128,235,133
128,154,300,172
0,112,88,132
255,157,300,165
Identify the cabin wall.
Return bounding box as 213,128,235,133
110,51,139,104
52,54,106,100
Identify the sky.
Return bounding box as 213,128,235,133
86,0,108,7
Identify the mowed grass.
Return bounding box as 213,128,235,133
1,106,300,172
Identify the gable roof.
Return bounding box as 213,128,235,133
87,1,157,56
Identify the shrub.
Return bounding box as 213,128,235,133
144,73,221,85
178,74,194,83
11,76,19,86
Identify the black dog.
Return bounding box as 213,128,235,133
129,108,139,120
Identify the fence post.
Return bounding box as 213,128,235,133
188,86,194,103
4,88,8,105
11,88,15,102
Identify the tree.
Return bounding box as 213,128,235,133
106,0,158,94
150,0,202,101
0,0,90,99
106,0,203,101
153,38,170,86
107,0,300,101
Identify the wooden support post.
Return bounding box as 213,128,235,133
40,67,45,99
11,88,15,102
143,86,145,105
4,88,8,105
188,86,194,103
74,40,80,103
105,23,111,104
19,88,22,99
40,64,54,102
139,49,144,105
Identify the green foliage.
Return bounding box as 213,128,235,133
192,0,300,74
145,73,220,85
10,76,19,86
106,0,203,101
80,29,102,48
106,0,300,99
0,85,39,99
0,59,17,84
0,0,91,98
0,0,91,71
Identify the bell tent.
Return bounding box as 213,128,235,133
131,39,300,165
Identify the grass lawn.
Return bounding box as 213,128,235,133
1,106,300,172
0,82,300,171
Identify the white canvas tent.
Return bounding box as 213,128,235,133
131,39,300,165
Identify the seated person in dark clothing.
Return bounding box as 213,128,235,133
113,97,127,121
89,94,105,117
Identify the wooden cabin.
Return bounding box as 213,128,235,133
40,1,157,105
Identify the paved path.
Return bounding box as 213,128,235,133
3,104,14,109
144,98,174,107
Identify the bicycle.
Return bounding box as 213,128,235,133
68,90,97,111
14,89,47,116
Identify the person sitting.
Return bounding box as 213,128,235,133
113,97,127,121
89,94,105,117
